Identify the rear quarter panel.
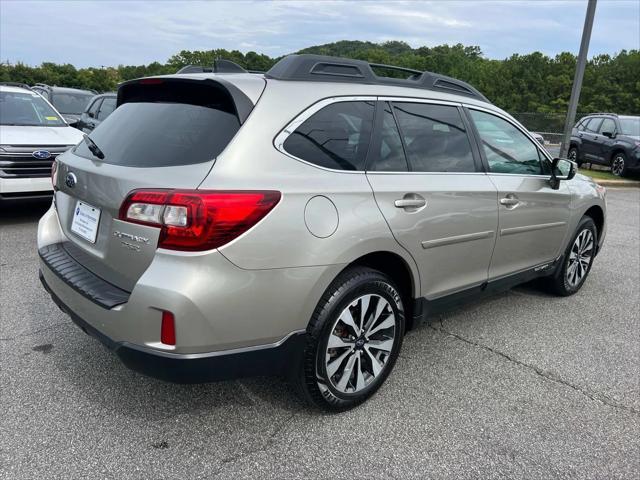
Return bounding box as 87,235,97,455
198,81,421,296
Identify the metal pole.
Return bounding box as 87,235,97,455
560,0,597,158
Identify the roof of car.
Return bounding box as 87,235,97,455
0,84,35,94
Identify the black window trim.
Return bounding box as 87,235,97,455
463,105,553,178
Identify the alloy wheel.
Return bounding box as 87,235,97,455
323,294,396,394
566,228,594,287
611,155,625,176
568,149,577,162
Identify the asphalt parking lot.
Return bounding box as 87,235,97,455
1,189,639,480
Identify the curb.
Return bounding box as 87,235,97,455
593,180,640,188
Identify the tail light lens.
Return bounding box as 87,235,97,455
119,190,281,251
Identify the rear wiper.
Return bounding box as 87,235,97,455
83,135,105,160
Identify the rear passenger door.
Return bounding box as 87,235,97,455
366,100,498,299
81,98,102,132
466,108,571,279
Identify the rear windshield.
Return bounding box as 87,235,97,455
0,91,65,126
51,92,93,114
74,81,241,167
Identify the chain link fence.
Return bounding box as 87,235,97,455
511,112,581,146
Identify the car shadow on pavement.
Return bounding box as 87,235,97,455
46,325,309,419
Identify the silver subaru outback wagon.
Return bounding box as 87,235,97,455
38,54,606,411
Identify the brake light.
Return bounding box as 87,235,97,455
119,190,281,251
51,160,58,189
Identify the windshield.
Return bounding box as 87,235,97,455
51,92,93,114
619,117,640,137
0,91,66,126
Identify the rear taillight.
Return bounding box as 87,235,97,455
119,190,281,251
51,160,58,189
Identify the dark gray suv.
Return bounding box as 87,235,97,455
569,114,640,177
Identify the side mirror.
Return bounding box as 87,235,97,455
549,158,577,190
602,131,615,139
88,112,95,119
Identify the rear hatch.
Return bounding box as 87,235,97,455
53,76,263,291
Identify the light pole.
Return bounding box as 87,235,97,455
560,0,598,158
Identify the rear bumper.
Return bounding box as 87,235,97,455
39,271,307,383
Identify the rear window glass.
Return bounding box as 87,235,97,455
283,101,375,171
75,82,240,167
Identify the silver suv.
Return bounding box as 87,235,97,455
38,55,606,411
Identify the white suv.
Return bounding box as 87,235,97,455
0,84,84,201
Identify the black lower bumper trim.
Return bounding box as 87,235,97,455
39,243,130,309
39,271,307,384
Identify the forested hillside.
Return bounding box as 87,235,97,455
1,40,638,115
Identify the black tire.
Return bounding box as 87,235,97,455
611,152,628,177
568,146,582,167
294,266,405,412
547,216,597,296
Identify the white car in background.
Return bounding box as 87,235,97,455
0,83,85,201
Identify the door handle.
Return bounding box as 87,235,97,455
394,195,426,209
500,197,520,207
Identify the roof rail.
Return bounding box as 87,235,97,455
265,54,488,101
0,82,33,90
176,59,249,75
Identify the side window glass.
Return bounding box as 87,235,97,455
97,98,116,120
599,118,616,135
393,102,475,172
282,101,375,171
585,118,602,133
470,109,544,175
88,99,101,117
367,103,408,172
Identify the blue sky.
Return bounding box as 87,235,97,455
1,0,638,67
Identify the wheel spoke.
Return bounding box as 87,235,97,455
326,348,352,378
336,352,357,391
364,297,390,333
359,295,371,332
328,333,354,349
364,346,383,377
338,309,360,336
367,315,395,337
355,353,366,391
368,338,394,352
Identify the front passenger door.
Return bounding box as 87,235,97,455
467,108,571,279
